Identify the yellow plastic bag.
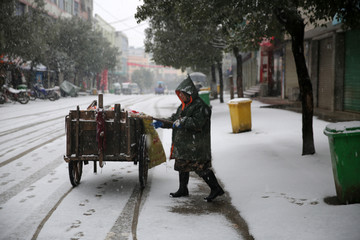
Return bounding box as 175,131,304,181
142,119,167,168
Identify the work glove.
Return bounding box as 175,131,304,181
151,120,163,129
173,119,182,128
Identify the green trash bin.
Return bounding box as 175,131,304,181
199,91,210,106
324,121,360,204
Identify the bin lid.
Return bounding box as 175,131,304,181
227,98,252,104
324,121,360,136
199,90,210,94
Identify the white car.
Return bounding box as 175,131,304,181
130,83,140,94
121,82,140,95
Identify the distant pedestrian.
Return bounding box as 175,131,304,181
152,76,224,202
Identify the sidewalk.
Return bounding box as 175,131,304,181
136,94,360,240
210,96,360,239
257,96,360,122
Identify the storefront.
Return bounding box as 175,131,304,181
344,29,360,113
318,37,335,110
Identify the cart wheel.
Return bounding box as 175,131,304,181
69,161,83,187
138,134,149,189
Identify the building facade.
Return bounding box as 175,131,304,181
113,31,129,82
93,14,116,46
10,0,93,88
308,23,360,113
18,0,93,19
127,47,185,93
238,20,360,115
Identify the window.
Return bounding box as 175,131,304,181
16,2,26,16
74,1,79,16
65,0,73,14
59,0,64,10
80,0,85,12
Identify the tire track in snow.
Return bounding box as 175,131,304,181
0,127,64,158
0,156,64,205
0,104,82,122
105,178,151,240
105,96,160,240
0,120,63,145
31,187,73,240
0,116,63,137
104,185,141,240
0,133,65,168
116,95,156,111
154,96,162,118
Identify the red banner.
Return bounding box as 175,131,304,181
101,69,108,91
127,62,168,68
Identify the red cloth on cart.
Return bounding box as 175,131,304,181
96,110,106,152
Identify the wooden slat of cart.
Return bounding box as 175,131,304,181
69,110,119,120
65,95,132,164
64,154,133,161
114,104,121,156
69,119,128,155
66,115,71,157
126,111,131,157
75,106,80,157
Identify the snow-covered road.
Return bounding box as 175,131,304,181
1,93,360,240
0,95,154,239
0,94,248,240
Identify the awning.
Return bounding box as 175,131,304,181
21,61,47,71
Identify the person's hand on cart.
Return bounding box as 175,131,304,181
151,120,163,129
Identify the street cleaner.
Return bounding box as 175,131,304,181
152,75,224,202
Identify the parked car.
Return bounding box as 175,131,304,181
121,82,131,95
130,83,140,94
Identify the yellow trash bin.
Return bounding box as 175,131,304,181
227,98,252,133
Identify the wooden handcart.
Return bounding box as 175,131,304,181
64,94,150,188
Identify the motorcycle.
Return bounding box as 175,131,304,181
1,84,30,104
28,88,37,101
32,83,59,101
17,84,36,101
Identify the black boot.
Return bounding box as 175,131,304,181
202,170,224,202
170,172,189,197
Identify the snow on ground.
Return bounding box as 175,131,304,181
1,94,359,240
135,94,360,240
131,96,241,239
211,98,360,239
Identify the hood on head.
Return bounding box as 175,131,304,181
175,75,198,100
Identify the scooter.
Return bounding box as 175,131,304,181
33,83,59,101
1,84,30,104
